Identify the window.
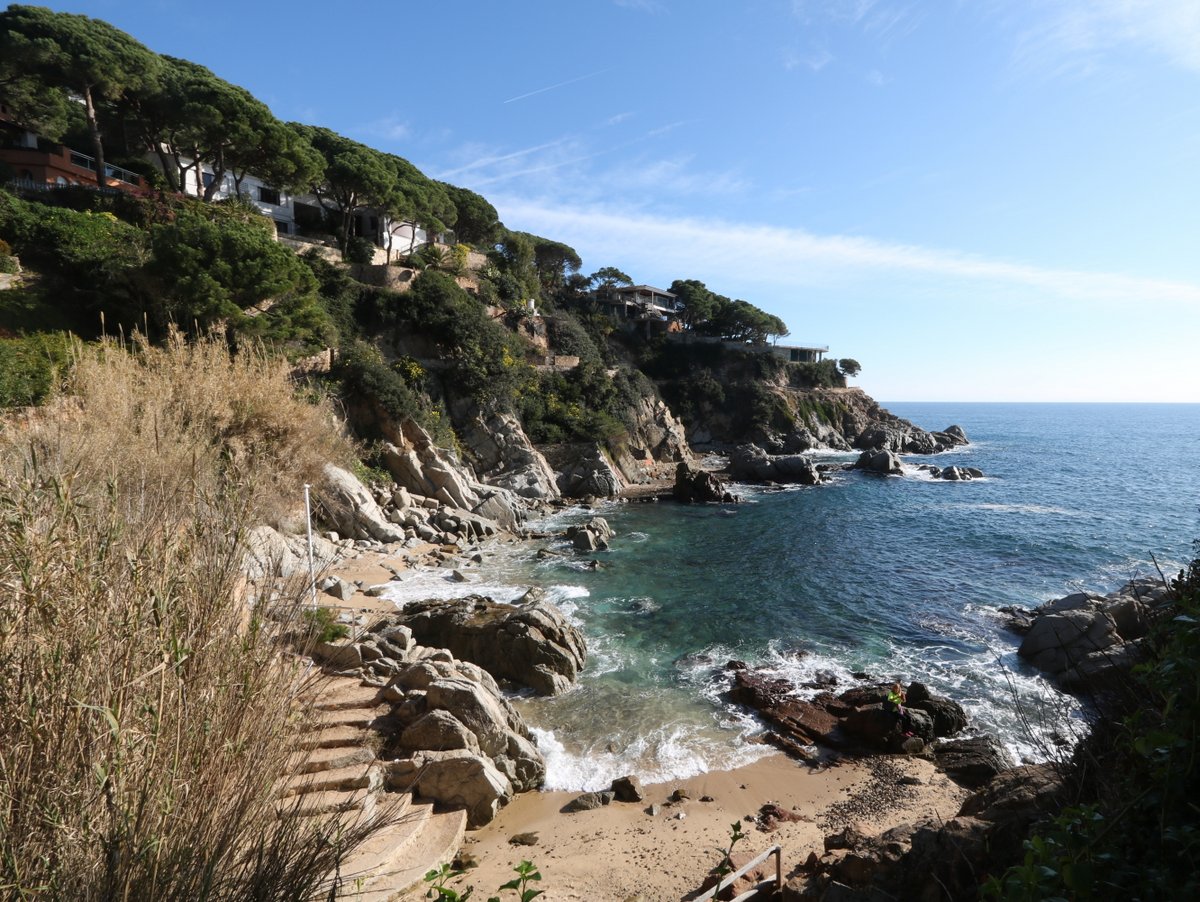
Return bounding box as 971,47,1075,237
258,186,281,205
274,220,290,235
201,171,215,188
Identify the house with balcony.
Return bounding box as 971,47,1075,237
768,343,828,364
594,284,683,335
167,157,446,261
0,104,147,194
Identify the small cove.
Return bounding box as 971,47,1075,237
384,402,1200,790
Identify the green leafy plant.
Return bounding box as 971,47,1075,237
301,607,349,645
491,860,544,902
425,862,474,901
424,860,543,902
713,820,746,880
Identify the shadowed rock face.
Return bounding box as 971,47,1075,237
393,590,587,696
672,461,736,503
729,444,822,485
725,665,974,763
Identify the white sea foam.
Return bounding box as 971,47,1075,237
379,568,528,607
531,722,773,791
878,639,1085,765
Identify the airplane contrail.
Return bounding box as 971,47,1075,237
503,69,610,104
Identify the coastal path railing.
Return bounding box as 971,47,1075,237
692,844,783,901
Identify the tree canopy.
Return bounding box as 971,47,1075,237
0,5,160,186
668,278,788,343
437,181,500,246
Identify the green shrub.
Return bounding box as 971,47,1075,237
394,271,534,410
0,332,75,407
301,607,350,645
789,359,844,389
145,209,317,330
344,235,376,264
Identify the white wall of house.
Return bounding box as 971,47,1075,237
156,154,435,251
162,156,298,235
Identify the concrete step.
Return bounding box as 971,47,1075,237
295,724,370,750
308,685,384,712
297,706,389,732
336,806,468,901
278,787,377,819
280,762,382,798
298,745,376,775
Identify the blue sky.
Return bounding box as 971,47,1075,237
48,0,1200,401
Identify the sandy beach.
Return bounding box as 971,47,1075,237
440,752,966,902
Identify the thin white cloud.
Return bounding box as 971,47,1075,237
1013,0,1200,76
436,138,572,179
604,111,635,126
646,120,689,137
492,199,1200,307
503,69,609,104
785,47,834,71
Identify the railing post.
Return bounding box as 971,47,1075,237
303,483,317,609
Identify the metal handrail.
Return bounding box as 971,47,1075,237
692,844,783,902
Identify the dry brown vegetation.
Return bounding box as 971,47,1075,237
0,333,375,900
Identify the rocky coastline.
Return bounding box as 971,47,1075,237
250,391,1097,899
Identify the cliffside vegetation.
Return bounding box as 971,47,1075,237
0,7,804,458
0,333,374,898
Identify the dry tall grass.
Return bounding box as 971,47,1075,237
0,333,373,900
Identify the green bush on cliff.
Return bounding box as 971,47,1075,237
145,209,317,328
986,548,1200,900
385,271,534,409
0,331,75,407
789,359,844,389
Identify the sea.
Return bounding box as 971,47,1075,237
381,403,1200,791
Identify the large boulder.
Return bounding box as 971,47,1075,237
451,405,561,502
855,422,970,455
423,677,526,758
393,592,587,696
728,445,821,485
565,517,615,554
673,461,735,503
1017,579,1171,691
1019,609,1121,677
316,465,407,543
243,525,341,581
554,444,625,498
853,449,903,475
390,749,513,828
398,709,480,753
934,736,1016,789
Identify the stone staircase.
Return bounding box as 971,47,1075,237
280,675,467,901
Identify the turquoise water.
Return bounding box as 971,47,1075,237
386,403,1200,790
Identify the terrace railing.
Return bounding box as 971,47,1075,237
67,151,142,186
